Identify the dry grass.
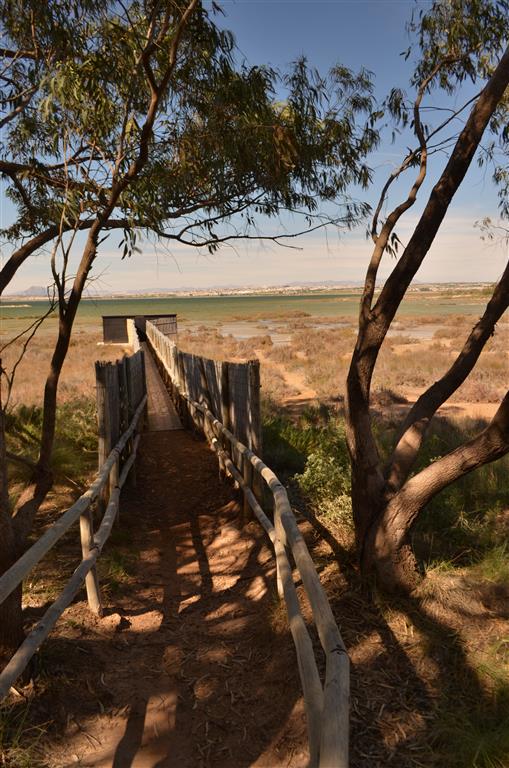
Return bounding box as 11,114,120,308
178,328,304,402
374,337,508,403
175,312,508,410
2,329,131,407
177,327,272,362
6,304,505,412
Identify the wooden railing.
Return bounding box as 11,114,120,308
147,316,262,453
0,356,147,701
146,321,349,768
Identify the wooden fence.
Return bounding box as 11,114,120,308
0,350,147,701
146,321,261,454
146,322,349,768
95,350,146,498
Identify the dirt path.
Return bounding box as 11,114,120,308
41,430,308,767
255,349,317,411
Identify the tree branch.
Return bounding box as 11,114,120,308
0,219,130,296
372,45,509,331
360,61,446,324
0,85,37,129
6,451,37,471
0,47,38,60
386,258,509,492
383,390,509,540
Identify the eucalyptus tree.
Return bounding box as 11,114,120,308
0,0,378,657
345,0,509,592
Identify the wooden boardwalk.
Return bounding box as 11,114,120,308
142,342,182,432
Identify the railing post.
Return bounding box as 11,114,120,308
242,454,253,524
177,351,189,428
220,361,230,431
220,362,232,472
140,349,148,428
198,360,212,441
79,508,103,616
95,362,111,514
248,360,262,457
107,363,120,501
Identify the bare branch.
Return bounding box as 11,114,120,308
0,219,130,296
372,45,509,329
0,298,57,355
155,217,341,250
3,292,57,409
360,61,447,324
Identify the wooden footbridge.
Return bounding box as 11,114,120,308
0,320,350,768
143,339,182,432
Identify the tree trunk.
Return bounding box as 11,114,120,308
0,379,24,661
346,47,509,593
359,494,421,594
0,573,24,665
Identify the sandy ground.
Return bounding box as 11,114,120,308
401,386,500,421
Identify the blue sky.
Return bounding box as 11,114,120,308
2,0,508,294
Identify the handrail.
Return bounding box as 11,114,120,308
0,394,147,701
0,396,146,608
146,320,349,768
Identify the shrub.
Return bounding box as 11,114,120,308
295,419,352,525
262,406,353,525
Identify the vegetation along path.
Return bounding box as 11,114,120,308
42,402,309,766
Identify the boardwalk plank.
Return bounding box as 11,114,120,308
142,342,182,432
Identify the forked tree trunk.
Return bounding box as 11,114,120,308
358,493,422,593
346,46,509,594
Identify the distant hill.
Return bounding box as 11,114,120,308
7,285,48,297
6,280,493,300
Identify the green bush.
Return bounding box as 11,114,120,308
264,406,509,551
296,420,352,525
262,405,353,525
262,415,316,474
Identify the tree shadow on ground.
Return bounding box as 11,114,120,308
10,428,308,768
302,508,509,768
9,409,509,767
